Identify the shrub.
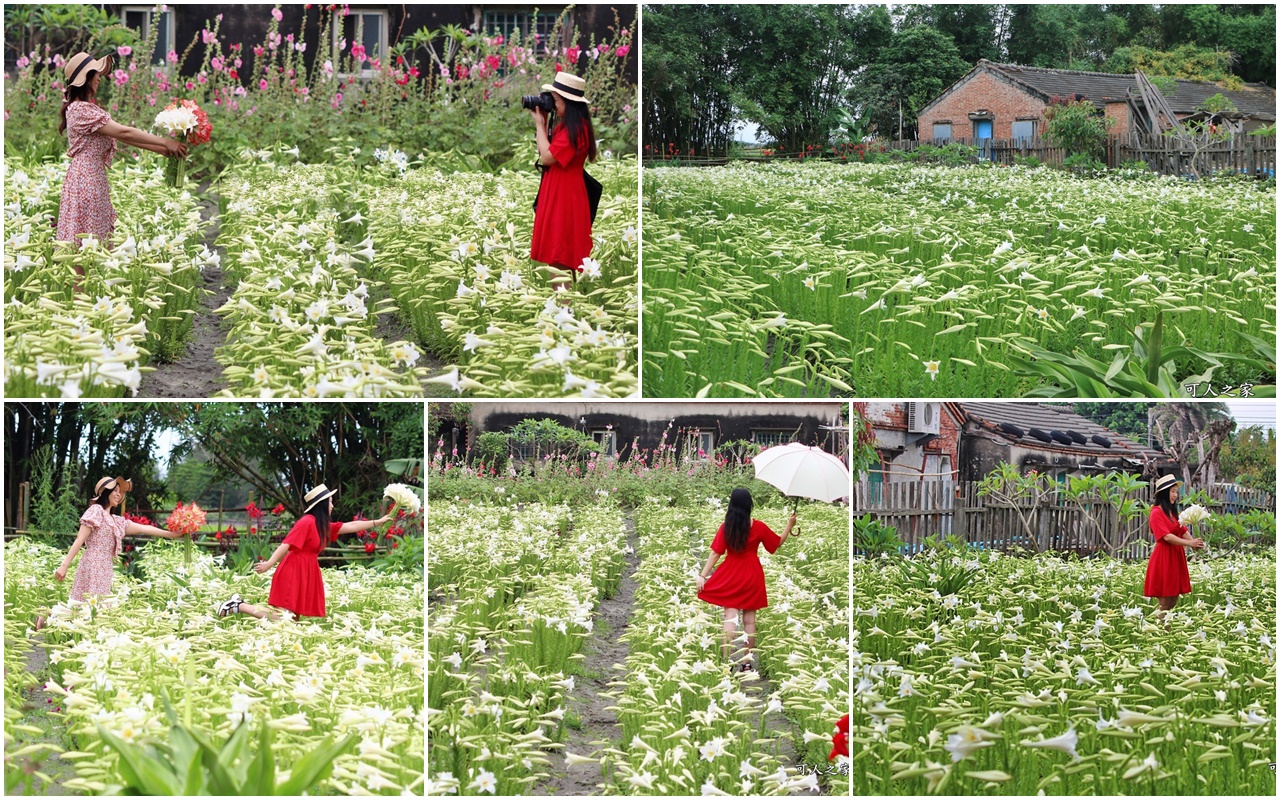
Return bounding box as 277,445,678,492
1042,97,1113,159
3,6,635,174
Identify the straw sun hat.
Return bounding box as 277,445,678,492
1153,474,1183,494
303,484,337,513
64,52,113,89
542,71,589,105
95,477,132,495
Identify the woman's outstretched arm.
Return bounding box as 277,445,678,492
337,514,392,536
54,524,91,582
125,521,185,539
96,119,188,158
777,511,797,544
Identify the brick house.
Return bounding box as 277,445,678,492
918,59,1276,144
860,401,963,487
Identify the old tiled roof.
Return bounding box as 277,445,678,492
958,402,1169,463
982,60,1276,117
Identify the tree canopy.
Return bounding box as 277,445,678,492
643,4,1275,154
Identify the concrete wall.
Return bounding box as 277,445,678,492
458,402,846,460
960,427,1143,482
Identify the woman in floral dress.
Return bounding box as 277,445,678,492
56,52,187,251
53,477,188,600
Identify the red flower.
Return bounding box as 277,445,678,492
271,503,285,515
229,68,239,81
364,542,376,554
408,66,420,78
215,531,223,540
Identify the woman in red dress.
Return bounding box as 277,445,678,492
217,484,389,620
529,71,597,274
56,52,186,252
1143,474,1204,612
696,488,795,670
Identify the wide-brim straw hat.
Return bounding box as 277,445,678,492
303,484,337,513
1153,474,1183,494
542,71,589,105
95,477,132,495
64,52,113,88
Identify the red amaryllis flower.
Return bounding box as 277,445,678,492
829,714,849,761
364,542,376,554
245,501,264,520
271,503,285,515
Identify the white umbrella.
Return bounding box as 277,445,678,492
752,443,851,533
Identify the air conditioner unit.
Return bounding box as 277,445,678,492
907,402,941,435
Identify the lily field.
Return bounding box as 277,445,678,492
852,549,1276,795
3,539,424,794
642,162,1275,398
4,150,637,398
427,500,849,795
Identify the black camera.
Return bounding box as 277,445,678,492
521,92,555,113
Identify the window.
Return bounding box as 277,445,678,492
512,440,537,461
483,10,561,53
335,8,389,78
686,431,714,460
591,429,617,458
751,429,794,448
1011,120,1036,143
122,6,175,67
932,123,952,143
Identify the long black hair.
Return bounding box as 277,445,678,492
1155,485,1180,523
309,500,333,547
58,61,108,136
723,488,753,553
552,98,598,163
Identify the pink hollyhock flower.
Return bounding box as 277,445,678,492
167,50,178,64
253,45,264,57
272,7,283,21
259,78,268,90
211,56,223,71
202,30,216,45
616,44,630,58
117,45,132,57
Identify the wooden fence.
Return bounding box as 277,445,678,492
854,480,1274,560
644,134,1276,178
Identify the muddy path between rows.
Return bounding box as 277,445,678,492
138,186,450,398
8,633,79,795
532,516,640,796
137,190,229,398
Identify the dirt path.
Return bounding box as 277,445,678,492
10,635,78,795
749,664,812,793
138,191,231,397
532,517,640,796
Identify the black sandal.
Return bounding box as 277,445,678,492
216,595,242,618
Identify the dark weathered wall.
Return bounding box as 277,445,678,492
960,432,1143,482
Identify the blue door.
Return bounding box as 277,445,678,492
974,119,993,160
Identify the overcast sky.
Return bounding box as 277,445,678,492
1225,400,1276,432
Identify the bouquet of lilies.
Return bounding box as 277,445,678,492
153,99,212,188
1179,504,1210,527
383,483,421,515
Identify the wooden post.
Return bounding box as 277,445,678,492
18,481,30,533
218,489,224,533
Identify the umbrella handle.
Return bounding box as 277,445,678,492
790,497,800,537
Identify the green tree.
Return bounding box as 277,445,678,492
1041,98,1114,159
162,403,423,519
1160,4,1276,85
899,4,1002,65
642,3,739,157
1105,43,1240,86
1220,426,1276,491
855,24,969,141
1073,402,1154,442
727,4,890,151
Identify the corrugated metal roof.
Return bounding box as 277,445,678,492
959,402,1167,462
982,60,1276,117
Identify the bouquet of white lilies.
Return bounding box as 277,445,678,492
1179,504,1210,526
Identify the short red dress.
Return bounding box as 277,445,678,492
697,520,782,611
57,100,118,247
1143,506,1191,598
530,124,592,271
268,515,342,617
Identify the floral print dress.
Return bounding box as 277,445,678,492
70,503,127,601
57,100,118,247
